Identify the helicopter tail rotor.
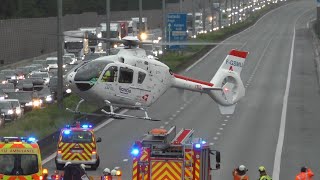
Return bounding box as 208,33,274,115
208,49,248,114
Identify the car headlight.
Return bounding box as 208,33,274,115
66,89,72,94
11,76,16,80
46,95,53,102
159,50,163,55
63,65,66,68
33,100,40,107
25,102,33,106
8,109,13,115
16,109,21,115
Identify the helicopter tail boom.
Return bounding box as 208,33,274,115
171,49,248,114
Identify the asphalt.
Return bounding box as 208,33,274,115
43,1,318,179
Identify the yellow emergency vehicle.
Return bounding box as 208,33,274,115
0,137,48,180
55,122,102,170
131,126,221,180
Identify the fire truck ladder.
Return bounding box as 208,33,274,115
171,128,194,180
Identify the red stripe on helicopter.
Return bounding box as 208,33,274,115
229,49,248,58
173,74,214,87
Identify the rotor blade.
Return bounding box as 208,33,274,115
157,41,242,46
101,109,161,121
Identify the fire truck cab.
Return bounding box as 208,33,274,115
131,126,221,180
0,136,48,180
55,122,102,170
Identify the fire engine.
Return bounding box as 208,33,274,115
0,136,48,180
131,126,221,180
55,122,102,170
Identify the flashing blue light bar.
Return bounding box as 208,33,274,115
64,130,71,135
27,137,36,143
81,124,92,129
195,143,201,149
131,148,140,156
201,140,206,145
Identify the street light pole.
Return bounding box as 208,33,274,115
202,0,206,32
57,0,63,110
139,0,143,34
162,0,166,54
106,0,110,54
192,0,196,37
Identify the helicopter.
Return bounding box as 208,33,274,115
65,36,248,121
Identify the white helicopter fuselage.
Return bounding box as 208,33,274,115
67,48,173,108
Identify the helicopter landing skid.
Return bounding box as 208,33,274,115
101,100,161,121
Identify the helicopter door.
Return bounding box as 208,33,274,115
99,65,119,98
117,66,136,102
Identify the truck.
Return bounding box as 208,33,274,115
100,22,124,49
0,137,49,180
131,126,221,180
78,27,103,53
128,17,148,36
63,30,89,60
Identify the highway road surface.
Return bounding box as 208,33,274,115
43,0,318,179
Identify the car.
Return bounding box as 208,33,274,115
0,83,15,93
3,99,23,119
0,100,15,121
33,85,54,104
0,69,18,84
28,72,50,85
64,53,77,63
46,57,58,70
6,91,38,112
16,79,33,91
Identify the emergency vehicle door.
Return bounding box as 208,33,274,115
99,65,119,98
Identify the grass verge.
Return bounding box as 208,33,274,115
0,95,98,138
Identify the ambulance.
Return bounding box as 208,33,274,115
0,136,48,180
55,122,102,170
131,126,221,180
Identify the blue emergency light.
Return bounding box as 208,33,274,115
131,148,140,156
81,124,92,129
64,130,71,135
201,140,206,145
195,143,201,149
26,137,37,143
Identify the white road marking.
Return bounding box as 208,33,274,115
172,114,177,117
222,123,226,126
169,117,174,120
180,107,184,110
216,132,221,135
219,128,223,130
272,8,312,180
176,110,180,113
224,119,228,122
213,137,219,140
42,109,129,165
209,143,215,146
164,121,169,125
123,159,128,162
185,3,289,72
226,116,230,118
160,126,164,128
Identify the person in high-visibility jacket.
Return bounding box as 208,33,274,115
258,166,272,180
233,165,249,180
295,166,314,180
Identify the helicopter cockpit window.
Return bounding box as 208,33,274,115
101,66,118,82
119,67,133,83
138,72,146,84
74,61,112,82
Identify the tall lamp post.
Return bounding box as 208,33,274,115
57,0,63,109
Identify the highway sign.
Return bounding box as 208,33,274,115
167,13,187,50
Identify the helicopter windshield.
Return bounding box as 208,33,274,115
74,60,112,82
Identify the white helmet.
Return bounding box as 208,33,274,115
64,162,72,168
239,165,246,171
103,168,111,174
111,169,117,176
80,164,86,170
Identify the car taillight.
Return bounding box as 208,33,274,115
92,149,96,154
58,150,62,154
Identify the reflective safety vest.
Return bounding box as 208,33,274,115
295,169,314,180
259,175,272,180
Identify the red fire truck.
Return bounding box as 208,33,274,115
131,126,221,180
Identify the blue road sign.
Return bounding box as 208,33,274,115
167,13,187,50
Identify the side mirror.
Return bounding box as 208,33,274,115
210,150,221,170
96,137,102,143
